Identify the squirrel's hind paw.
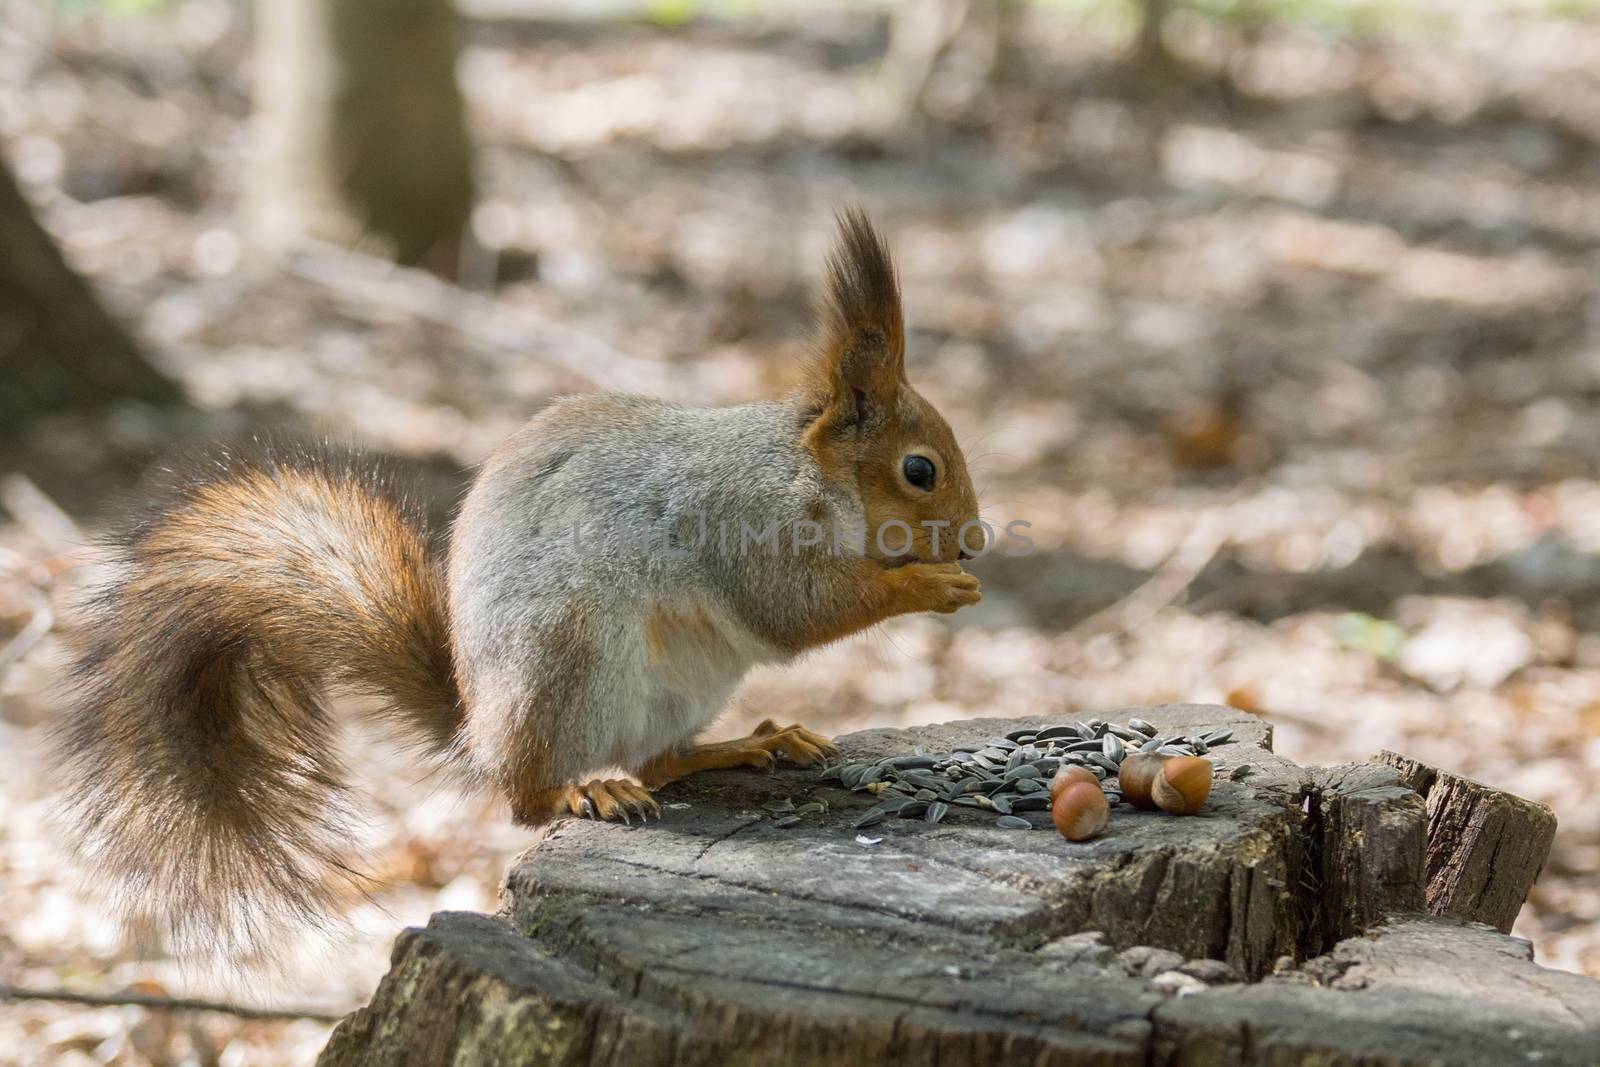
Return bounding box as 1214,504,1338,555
563,779,660,823
750,719,840,767
636,722,839,789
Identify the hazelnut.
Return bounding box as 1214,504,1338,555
1118,752,1166,810
1050,764,1100,802
1152,755,1213,815
1051,780,1110,841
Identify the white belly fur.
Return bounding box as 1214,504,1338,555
602,598,773,769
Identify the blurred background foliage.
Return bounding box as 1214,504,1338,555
3,0,1600,1062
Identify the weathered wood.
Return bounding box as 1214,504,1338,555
1374,749,1557,932
1305,763,1427,950
321,913,1600,1067
1154,916,1600,1066
319,706,1594,1067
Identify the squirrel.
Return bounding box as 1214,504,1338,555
52,208,985,959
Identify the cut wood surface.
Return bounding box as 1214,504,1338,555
319,705,1599,1066
1375,748,1558,932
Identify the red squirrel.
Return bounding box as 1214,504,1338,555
55,209,985,958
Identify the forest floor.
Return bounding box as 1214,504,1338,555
4,2,1600,1063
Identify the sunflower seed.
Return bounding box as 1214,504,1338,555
763,798,796,813
773,815,802,829
796,801,827,816
827,717,1229,837
853,806,888,828
996,815,1033,830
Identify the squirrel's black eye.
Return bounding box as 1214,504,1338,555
903,455,936,491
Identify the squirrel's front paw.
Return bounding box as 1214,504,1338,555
898,562,981,615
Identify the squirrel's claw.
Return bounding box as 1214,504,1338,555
749,720,839,768
566,778,658,823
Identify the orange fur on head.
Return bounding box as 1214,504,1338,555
802,208,983,563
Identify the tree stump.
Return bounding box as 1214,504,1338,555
318,705,1598,1066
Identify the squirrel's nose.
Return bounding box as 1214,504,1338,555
958,550,975,561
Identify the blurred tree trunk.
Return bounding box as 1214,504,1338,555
0,155,180,436
251,0,475,278
1133,0,1175,71
886,0,1016,120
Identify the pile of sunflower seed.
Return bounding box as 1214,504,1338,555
821,719,1237,832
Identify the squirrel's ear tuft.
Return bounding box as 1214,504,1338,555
810,207,905,413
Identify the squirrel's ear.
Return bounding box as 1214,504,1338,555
805,207,905,436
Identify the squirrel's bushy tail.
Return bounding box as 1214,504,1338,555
54,443,461,961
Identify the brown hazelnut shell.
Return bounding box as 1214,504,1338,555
1051,780,1110,841
1050,764,1100,802
1118,752,1166,810
1152,755,1213,815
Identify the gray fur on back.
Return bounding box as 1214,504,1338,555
448,393,863,789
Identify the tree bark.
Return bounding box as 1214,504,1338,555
318,705,1596,1066
0,155,180,435
251,0,475,277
